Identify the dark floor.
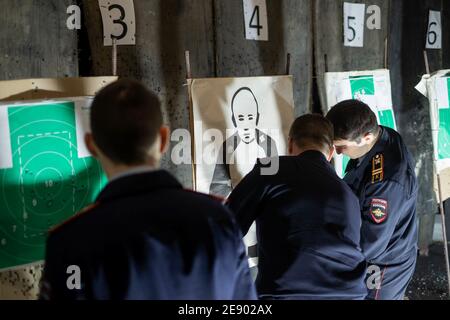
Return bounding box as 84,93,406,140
406,243,449,300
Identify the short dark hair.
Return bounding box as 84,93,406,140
326,100,379,142
289,114,334,152
90,79,163,165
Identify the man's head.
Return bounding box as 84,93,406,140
326,99,380,159
85,79,169,177
288,114,335,161
231,87,260,144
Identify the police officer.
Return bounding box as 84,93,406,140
39,79,256,300
326,100,418,300
227,114,367,300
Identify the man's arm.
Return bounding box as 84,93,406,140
39,233,64,300
232,227,258,300
209,144,232,197
227,162,267,235
323,186,363,249
360,179,410,261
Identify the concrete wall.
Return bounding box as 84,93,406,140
314,0,389,107
83,0,215,188
83,0,313,186
0,0,78,299
1,0,449,299
214,0,313,117
391,0,445,252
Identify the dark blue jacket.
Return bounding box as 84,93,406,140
227,151,367,300
40,170,256,300
344,126,418,265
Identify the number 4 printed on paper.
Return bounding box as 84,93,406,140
243,0,269,41
99,0,136,46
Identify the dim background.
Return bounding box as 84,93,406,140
0,0,449,299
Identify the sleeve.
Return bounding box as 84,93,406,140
232,231,258,300
39,233,65,300
359,179,406,261
323,187,362,249
267,134,278,158
226,163,267,235
209,144,232,197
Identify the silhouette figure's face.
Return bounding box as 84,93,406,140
232,90,259,144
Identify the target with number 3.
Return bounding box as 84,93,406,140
99,0,136,46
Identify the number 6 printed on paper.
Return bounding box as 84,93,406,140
426,10,442,50
99,0,136,46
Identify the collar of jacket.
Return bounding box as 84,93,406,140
96,170,183,203
297,149,328,162
362,126,389,161
346,126,389,173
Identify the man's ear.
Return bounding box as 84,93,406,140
84,133,99,158
288,137,294,155
363,133,374,144
159,126,171,155
327,146,335,162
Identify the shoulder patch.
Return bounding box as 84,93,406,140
49,203,99,234
371,154,384,184
370,199,388,224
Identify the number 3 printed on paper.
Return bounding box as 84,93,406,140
243,0,269,41
99,0,136,46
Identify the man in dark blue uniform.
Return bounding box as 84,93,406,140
39,79,256,300
227,114,367,300
326,100,418,300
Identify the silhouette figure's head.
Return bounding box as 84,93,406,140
231,87,260,144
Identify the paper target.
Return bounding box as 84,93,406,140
0,100,107,271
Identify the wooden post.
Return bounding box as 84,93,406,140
185,51,195,191
185,50,192,80
384,38,388,69
112,38,118,76
285,53,291,75
426,49,450,298
423,50,431,74
437,173,450,298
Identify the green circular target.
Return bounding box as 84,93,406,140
0,101,106,270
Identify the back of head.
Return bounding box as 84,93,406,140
326,99,379,142
90,79,163,165
289,114,334,153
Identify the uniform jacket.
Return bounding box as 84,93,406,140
40,170,256,300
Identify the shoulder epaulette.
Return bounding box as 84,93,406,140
184,189,227,205
208,193,227,205
371,154,384,184
49,203,99,234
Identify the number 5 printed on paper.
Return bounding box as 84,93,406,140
243,0,269,41
343,2,365,48
99,0,136,46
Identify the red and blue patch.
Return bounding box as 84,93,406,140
370,199,388,224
